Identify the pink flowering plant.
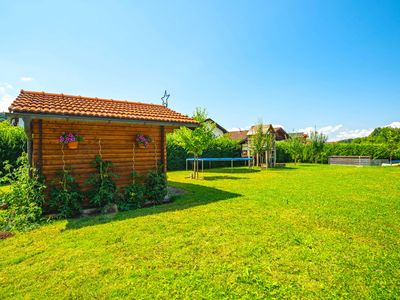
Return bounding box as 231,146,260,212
58,132,84,144
135,134,152,148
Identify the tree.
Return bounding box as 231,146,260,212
250,122,274,168
286,136,304,165
381,128,400,164
172,108,215,179
251,123,265,167
264,130,274,168
309,129,328,163
348,126,400,145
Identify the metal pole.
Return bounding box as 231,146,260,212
202,160,204,172
186,159,188,171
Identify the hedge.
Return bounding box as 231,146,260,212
276,141,400,164
167,135,242,171
0,121,27,175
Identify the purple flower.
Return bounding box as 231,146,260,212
58,132,81,144
135,134,151,147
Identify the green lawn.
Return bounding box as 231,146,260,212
1,164,400,299
0,185,10,193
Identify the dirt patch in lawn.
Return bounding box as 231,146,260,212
0,231,14,240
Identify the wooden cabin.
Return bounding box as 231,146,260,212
8,90,197,189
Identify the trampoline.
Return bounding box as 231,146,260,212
186,157,253,171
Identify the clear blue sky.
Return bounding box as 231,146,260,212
0,0,399,140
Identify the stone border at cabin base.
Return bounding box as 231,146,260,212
56,186,188,217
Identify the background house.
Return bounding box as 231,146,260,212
273,127,289,141
228,125,289,163
227,130,248,143
288,132,308,142
205,118,227,137
242,124,277,167
8,90,197,190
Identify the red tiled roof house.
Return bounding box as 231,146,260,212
228,125,289,166
8,90,197,190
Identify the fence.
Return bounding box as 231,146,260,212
328,156,389,166
328,156,371,166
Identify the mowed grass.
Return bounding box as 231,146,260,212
0,185,10,193
1,164,400,299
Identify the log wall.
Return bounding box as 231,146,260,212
31,119,175,190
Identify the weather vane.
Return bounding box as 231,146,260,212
161,90,170,107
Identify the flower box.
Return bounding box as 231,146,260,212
67,141,79,149
135,134,152,148
59,132,84,149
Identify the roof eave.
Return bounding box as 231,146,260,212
7,111,198,128
205,118,227,133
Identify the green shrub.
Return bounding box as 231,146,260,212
203,136,242,167
167,135,241,170
282,137,304,164
85,155,118,210
0,153,46,231
145,167,167,204
276,141,293,163
0,121,27,175
166,134,187,170
49,170,83,218
351,127,400,144
276,142,399,164
119,172,145,211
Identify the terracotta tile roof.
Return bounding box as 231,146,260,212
273,127,289,141
229,125,289,143
227,130,248,141
246,125,288,139
247,124,274,135
9,90,197,125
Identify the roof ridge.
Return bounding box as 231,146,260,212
20,90,166,107
13,89,197,125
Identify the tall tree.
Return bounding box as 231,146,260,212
251,123,265,167
172,108,215,179
381,128,400,164
264,130,274,168
309,129,328,163
251,122,274,168
286,136,304,165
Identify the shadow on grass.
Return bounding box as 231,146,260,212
203,175,244,181
203,166,300,173
294,164,321,168
65,181,242,230
267,166,299,171
204,167,260,174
